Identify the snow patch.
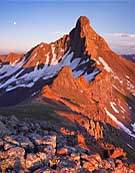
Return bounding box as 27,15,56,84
6,81,34,92
40,44,44,48
120,106,126,113
110,102,119,113
73,70,83,78
31,90,40,97
42,49,73,80
0,57,25,80
126,80,135,96
0,76,17,89
125,75,130,79
45,53,50,64
60,48,64,53
105,108,135,138
84,69,99,82
51,44,57,64
112,85,123,94
131,123,135,132
112,75,123,85
1,48,100,91
91,57,100,65
99,57,113,73
70,57,81,70
129,106,132,110
127,144,134,149
10,59,19,66
96,60,100,65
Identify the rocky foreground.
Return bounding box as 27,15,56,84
0,115,135,173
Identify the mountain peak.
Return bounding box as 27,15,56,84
69,16,111,58
76,16,90,29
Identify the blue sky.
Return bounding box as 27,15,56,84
0,0,134,54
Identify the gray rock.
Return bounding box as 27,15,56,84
0,121,9,136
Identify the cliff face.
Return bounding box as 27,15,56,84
69,16,110,59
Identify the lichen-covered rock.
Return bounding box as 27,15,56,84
0,115,134,173
4,135,19,145
5,147,25,158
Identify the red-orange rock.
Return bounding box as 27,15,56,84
56,148,68,156
110,148,126,159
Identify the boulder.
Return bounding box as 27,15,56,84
57,147,68,156
110,148,126,159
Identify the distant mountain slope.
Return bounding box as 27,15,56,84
122,54,135,63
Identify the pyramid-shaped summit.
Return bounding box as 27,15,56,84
76,16,90,28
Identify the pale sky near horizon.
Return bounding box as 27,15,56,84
0,0,134,55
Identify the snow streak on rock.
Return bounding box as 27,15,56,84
99,57,113,73
105,108,135,138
